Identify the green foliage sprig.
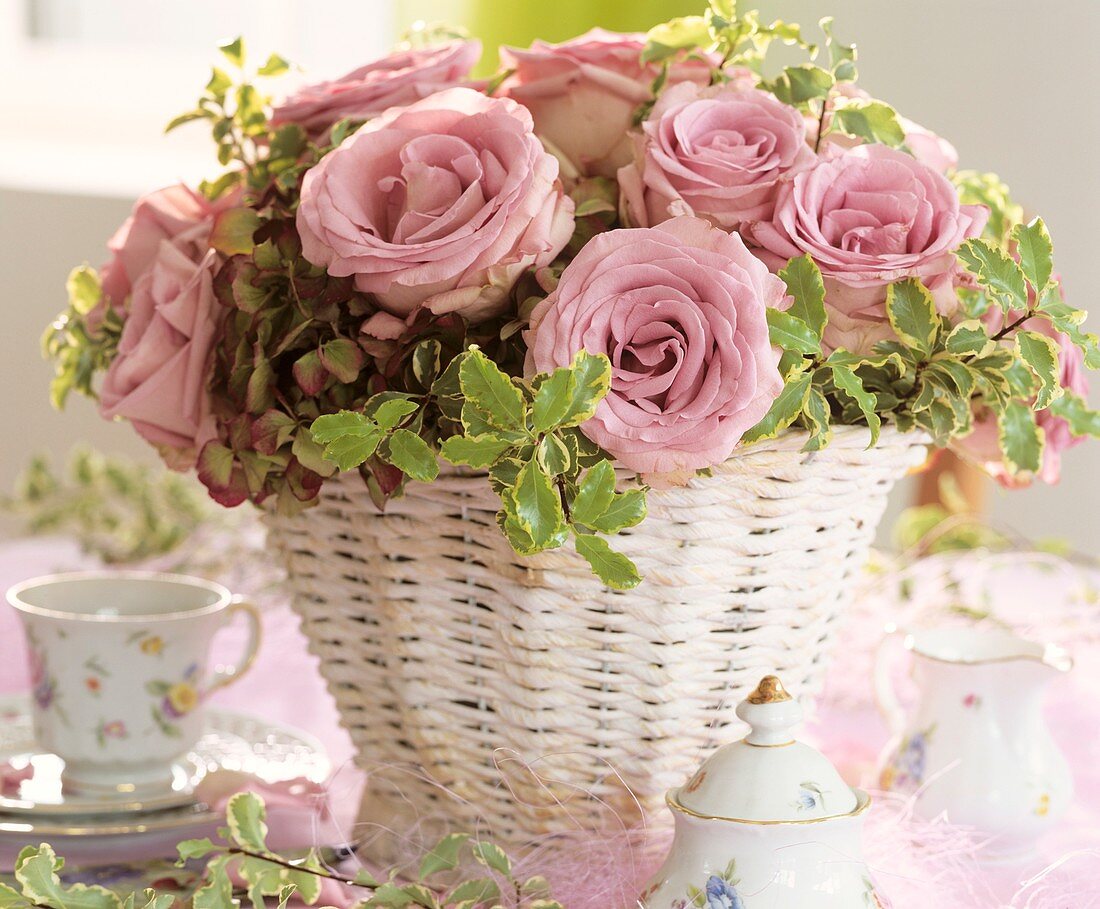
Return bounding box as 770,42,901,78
751,219,1100,478
166,38,302,200
42,267,121,410
3,448,215,564
309,349,647,590
641,1,906,152
2,793,561,909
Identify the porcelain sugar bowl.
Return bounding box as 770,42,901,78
639,676,884,908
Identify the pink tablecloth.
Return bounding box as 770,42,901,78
1,537,1098,905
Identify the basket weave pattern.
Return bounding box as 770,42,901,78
266,425,927,841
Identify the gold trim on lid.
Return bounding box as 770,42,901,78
746,675,792,704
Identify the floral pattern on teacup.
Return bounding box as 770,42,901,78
27,629,69,726
83,656,110,696
880,724,935,791
684,860,743,909
147,663,202,737
95,719,129,746
962,693,982,709
127,630,166,656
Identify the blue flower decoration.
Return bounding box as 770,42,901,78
705,875,744,909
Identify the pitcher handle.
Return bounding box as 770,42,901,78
207,595,262,693
873,624,909,737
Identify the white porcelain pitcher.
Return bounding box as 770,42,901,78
876,626,1072,858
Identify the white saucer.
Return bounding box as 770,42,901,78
0,695,330,835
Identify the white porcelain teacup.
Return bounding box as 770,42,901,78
7,571,261,799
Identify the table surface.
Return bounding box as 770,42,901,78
1,536,1098,907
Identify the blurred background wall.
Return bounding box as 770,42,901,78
1,0,1096,550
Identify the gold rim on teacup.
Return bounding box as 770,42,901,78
7,570,232,623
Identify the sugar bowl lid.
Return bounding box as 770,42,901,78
671,675,859,822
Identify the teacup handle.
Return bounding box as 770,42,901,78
207,596,262,693
873,624,909,737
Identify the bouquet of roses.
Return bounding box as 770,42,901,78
45,3,1100,589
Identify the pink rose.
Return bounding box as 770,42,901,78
99,184,229,312
99,224,220,467
956,304,1088,486
271,40,481,136
749,144,988,352
618,82,815,230
499,29,712,179
296,87,574,322
526,216,785,475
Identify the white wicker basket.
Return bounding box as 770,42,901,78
266,425,927,843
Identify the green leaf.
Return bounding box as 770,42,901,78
767,64,835,105
373,398,419,431
206,68,233,100
574,534,642,590
572,460,616,527
192,856,235,909
66,266,102,315
779,255,827,339
510,460,564,549
364,882,413,908
1015,330,1062,410
209,208,261,257
766,308,820,355
318,338,364,384
820,16,857,80
830,98,905,146
886,279,939,354
1034,288,1100,370
1048,391,1100,438
742,373,812,443
558,351,612,427
537,434,572,476
471,841,512,876
532,367,577,432
588,489,647,533
258,53,291,76
829,364,880,445
945,320,994,357
412,339,442,390
15,845,122,909
0,883,28,909
419,832,470,879
226,791,268,852
384,429,439,483
642,15,712,62
1012,217,1053,292
165,109,209,133
219,37,245,67
310,412,384,471
177,837,222,862
282,870,320,906
801,385,832,451
446,879,500,904
998,400,1044,475
957,239,1028,312
459,347,527,432
440,434,512,468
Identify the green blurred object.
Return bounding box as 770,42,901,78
396,0,699,73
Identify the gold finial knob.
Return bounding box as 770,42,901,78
746,675,792,704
